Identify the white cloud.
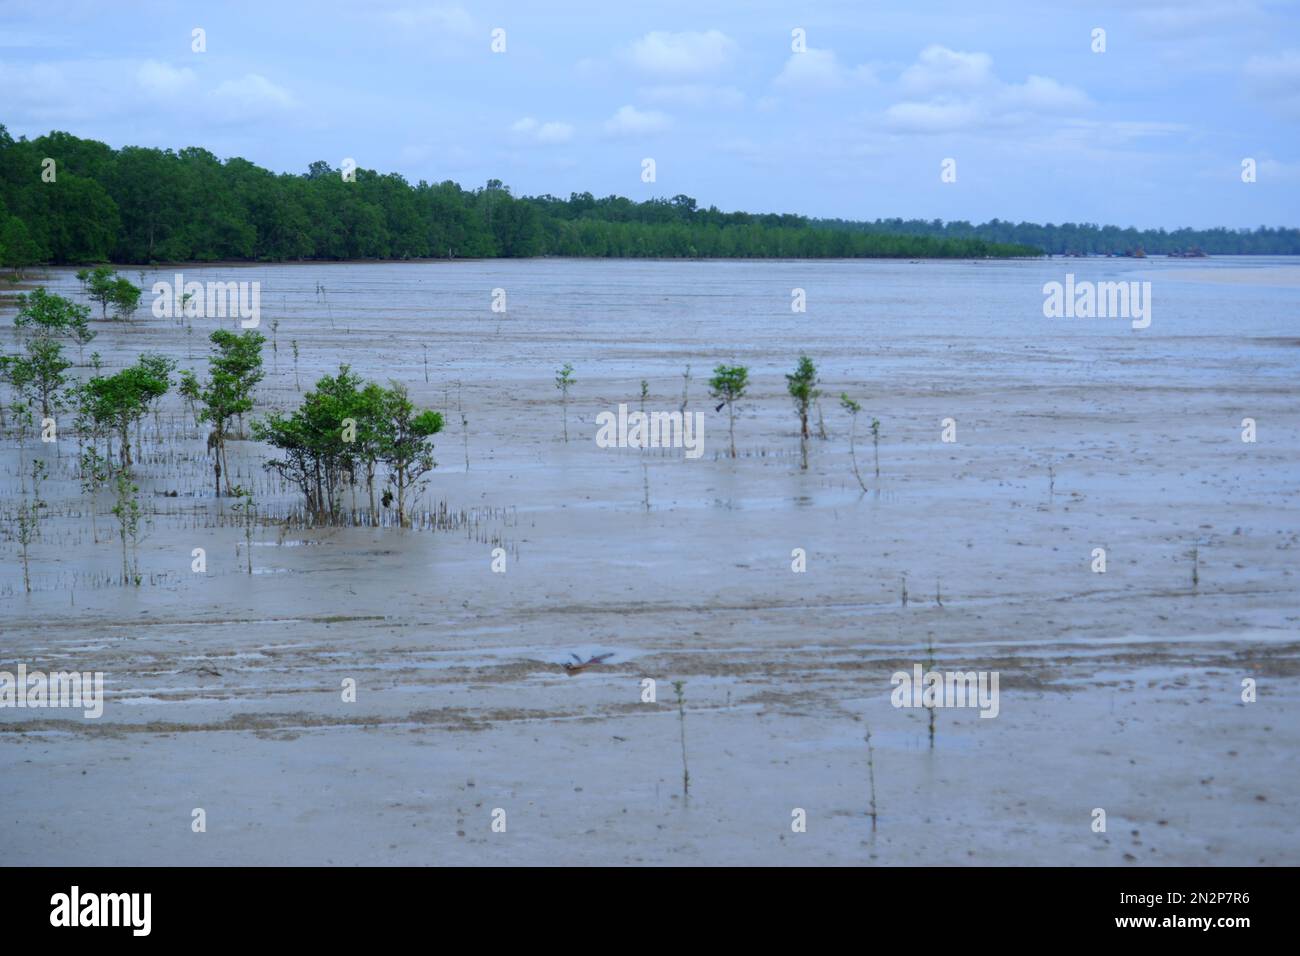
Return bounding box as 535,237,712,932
511,117,575,144
211,74,296,118
884,100,985,134
604,104,671,136
136,60,197,99
773,48,875,91
884,46,1091,134
898,46,994,96
0,58,295,127
625,30,736,77
639,84,744,109
1000,75,1091,112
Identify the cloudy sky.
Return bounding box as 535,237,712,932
2,0,1297,228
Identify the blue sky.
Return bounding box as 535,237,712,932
1,0,1297,228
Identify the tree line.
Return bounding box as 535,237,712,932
0,125,1046,266
815,216,1300,257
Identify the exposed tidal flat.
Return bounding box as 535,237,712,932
2,256,1297,865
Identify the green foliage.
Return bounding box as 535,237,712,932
814,215,1300,256
0,125,1063,263
177,368,201,422
786,355,818,469
109,276,142,319
3,336,71,417
14,287,92,337
840,393,867,492
0,214,40,273
13,287,96,364
86,265,119,316
709,364,749,459
110,469,143,585
377,381,444,527
709,364,749,403
6,125,1300,260
254,366,442,525
554,363,575,442
785,355,817,429
78,352,173,468
194,329,264,495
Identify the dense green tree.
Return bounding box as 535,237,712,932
3,124,1296,262
0,215,39,274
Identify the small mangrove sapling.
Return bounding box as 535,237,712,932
871,418,881,478
673,680,690,799
785,355,818,471
864,726,879,831
554,363,575,442
840,393,868,492
708,364,749,459
925,632,937,748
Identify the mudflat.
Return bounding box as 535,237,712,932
2,257,1297,865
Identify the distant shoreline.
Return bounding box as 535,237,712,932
20,252,1300,272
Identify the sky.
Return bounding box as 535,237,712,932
1,0,1297,229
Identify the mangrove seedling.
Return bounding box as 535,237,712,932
925,632,937,748
839,393,868,492
871,417,881,478
864,726,879,832
708,364,749,459
673,680,690,799
232,493,257,575
785,354,818,471
555,363,575,442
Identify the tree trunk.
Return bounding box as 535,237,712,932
220,436,232,495
396,469,408,529
366,462,376,523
